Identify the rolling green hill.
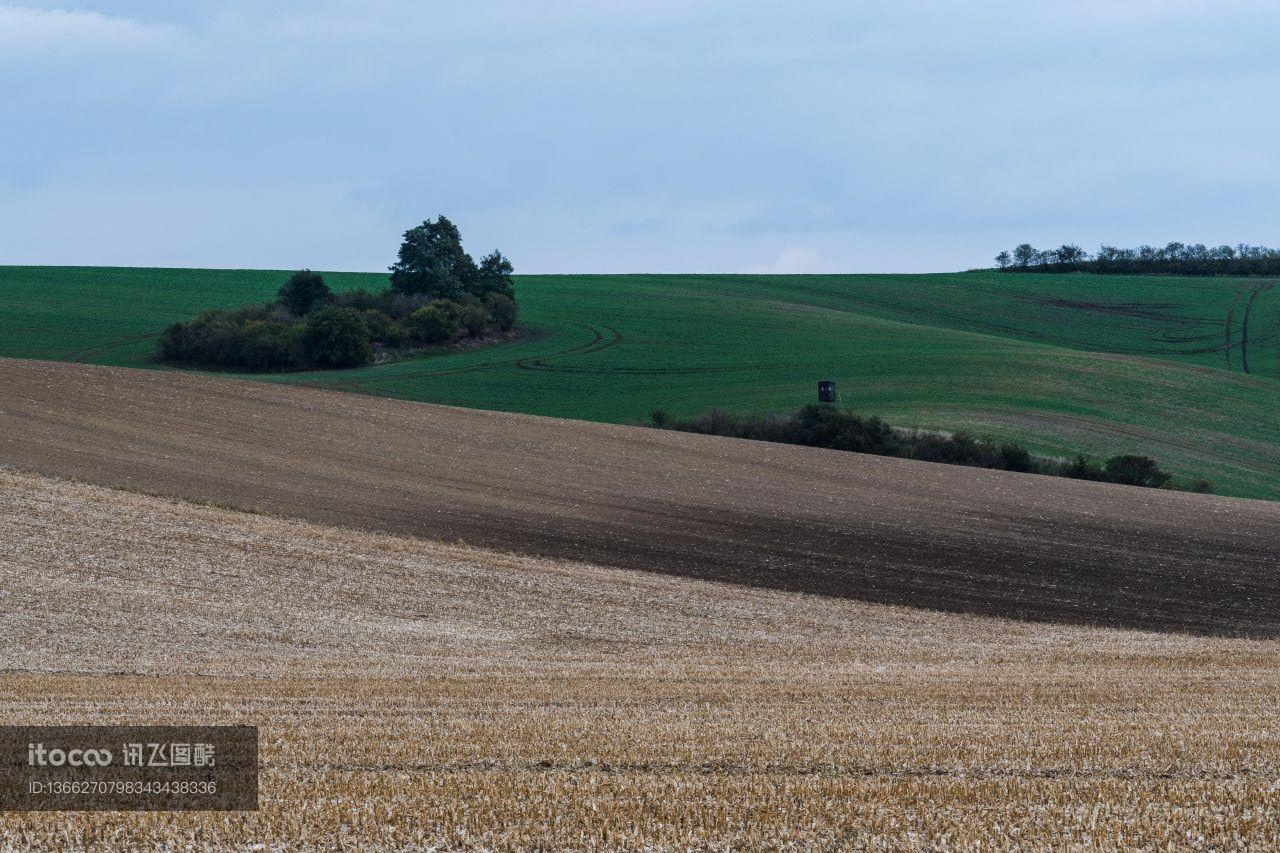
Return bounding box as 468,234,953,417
2,265,1277,499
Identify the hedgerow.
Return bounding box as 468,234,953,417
653,404,1209,492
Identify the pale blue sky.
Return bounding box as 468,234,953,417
2,1,1278,273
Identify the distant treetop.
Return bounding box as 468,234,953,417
995,241,1280,276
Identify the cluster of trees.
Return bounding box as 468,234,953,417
159,217,518,372
995,242,1280,276
651,404,1209,492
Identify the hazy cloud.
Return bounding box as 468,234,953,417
0,4,178,51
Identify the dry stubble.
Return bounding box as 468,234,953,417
1,469,1278,849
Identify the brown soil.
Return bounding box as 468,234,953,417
2,357,1278,637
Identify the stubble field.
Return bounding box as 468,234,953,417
2,469,1279,848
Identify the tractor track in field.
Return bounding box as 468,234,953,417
1238,283,1274,374
310,319,624,395
1221,283,1275,373
1224,290,1242,370
321,320,736,394
68,334,162,363
511,323,740,376
2,357,1279,639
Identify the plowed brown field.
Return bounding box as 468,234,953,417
1,357,1278,636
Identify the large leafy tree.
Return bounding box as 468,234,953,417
389,216,478,300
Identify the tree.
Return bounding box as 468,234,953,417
389,216,478,300
301,308,373,368
1056,244,1086,266
278,270,331,316
1012,243,1037,269
474,250,515,298
995,251,1012,270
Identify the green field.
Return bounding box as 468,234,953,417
2,265,1278,499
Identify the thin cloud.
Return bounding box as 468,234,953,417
0,5,179,52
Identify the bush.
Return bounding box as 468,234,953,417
657,404,1200,492
330,288,383,312
278,270,331,316
995,442,1036,473
791,404,901,454
232,320,303,371
159,226,519,372
1104,455,1172,489
459,301,488,337
406,304,460,344
361,309,405,347
158,308,305,372
485,293,518,331
301,308,373,368
1061,455,1107,481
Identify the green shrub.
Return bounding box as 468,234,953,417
660,405,1199,492
459,301,487,337
301,308,373,368
158,223,518,372
792,404,900,455
428,299,463,326
1104,455,1172,489
158,308,304,372
233,320,303,371
278,270,331,316
485,293,518,331
331,288,383,312
995,442,1036,473
1061,455,1107,481
406,304,460,344
361,309,405,347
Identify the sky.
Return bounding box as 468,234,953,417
1,1,1278,274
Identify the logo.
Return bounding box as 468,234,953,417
27,743,113,768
